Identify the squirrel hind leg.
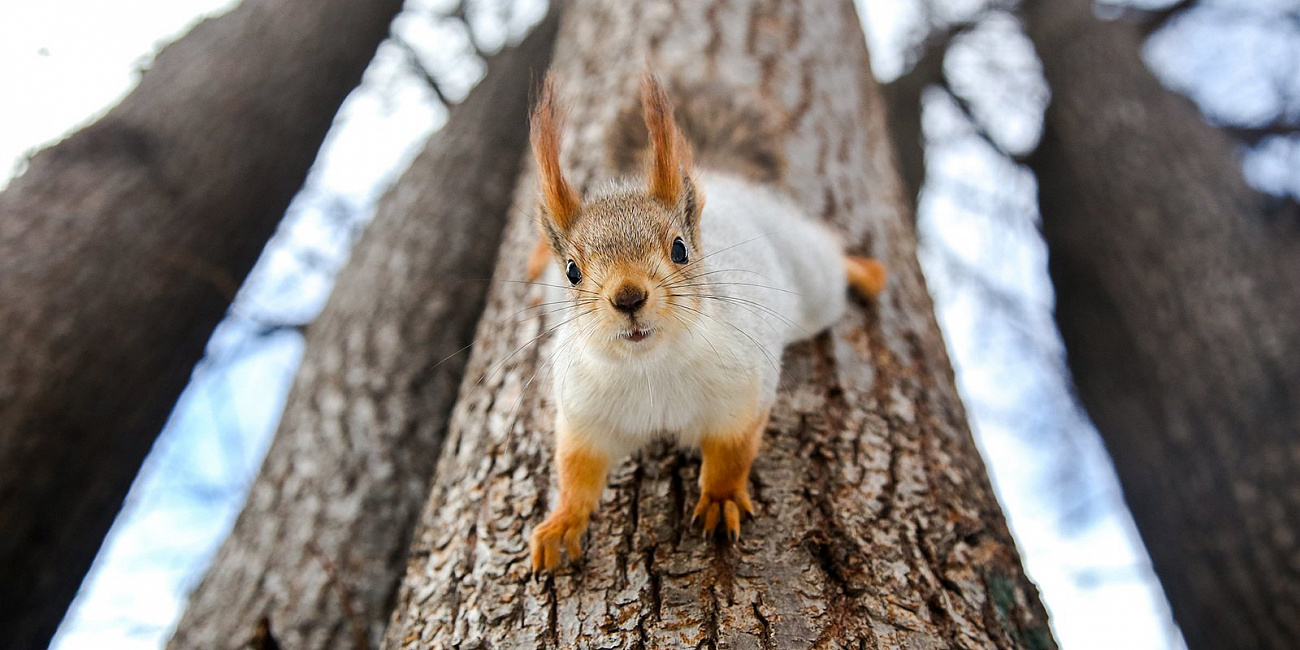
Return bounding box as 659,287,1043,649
844,255,887,299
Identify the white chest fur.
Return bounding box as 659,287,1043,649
553,324,762,458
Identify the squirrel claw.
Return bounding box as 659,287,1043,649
693,490,753,541
530,514,587,573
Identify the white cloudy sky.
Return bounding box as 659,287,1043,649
4,1,1247,648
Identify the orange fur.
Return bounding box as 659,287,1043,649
530,426,611,572
642,73,691,205
526,240,551,281
531,75,580,231
605,259,654,301
694,409,768,541
844,255,887,299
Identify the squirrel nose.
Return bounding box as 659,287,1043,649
612,284,648,314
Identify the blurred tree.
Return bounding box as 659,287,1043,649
884,19,978,208
0,0,402,647
1022,0,1300,648
379,0,1053,647
166,12,560,649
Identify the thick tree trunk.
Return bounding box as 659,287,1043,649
167,15,561,650
1022,1,1300,648
0,0,401,646
381,1,1054,648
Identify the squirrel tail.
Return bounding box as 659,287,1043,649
845,256,887,299
607,79,786,184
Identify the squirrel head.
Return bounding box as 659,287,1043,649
530,73,705,355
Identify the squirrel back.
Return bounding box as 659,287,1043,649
606,81,786,185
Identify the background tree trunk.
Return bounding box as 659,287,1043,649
882,60,930,211
381,1,1053,647
167,14,560,650
882,22,980,212
0,0,402,646
1022,1,1300,648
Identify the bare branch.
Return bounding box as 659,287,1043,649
391,37,453,106
936,80,1031,166
1220,119,1300,146
882,20,979,205
450,0,489,58
1107,0,1198,36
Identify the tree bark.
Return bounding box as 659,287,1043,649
1022,1,1300,648
0,0,402,646
167,14,561,650
382,1,1054,648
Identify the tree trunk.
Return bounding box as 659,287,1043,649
1022,1,1300,648
167,14,561,650
382,1,1054,647
0,0,402,646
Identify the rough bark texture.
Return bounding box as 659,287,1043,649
382,1,1054,648
0,1,404,646
1023,2,1300,648
167,15,561,650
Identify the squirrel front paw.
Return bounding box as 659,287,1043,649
692,489,754,541
530,513,588,573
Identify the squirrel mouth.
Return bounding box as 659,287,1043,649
619,328,654,343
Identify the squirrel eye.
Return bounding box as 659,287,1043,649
671,237,688,264
565,259,582,285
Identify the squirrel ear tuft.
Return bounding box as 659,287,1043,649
531,74,580,231
642,72,692,206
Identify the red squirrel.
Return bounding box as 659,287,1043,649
527,73,886,572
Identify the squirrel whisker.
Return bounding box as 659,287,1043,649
416,295,598,383
664,266,793,290
662,268,800,295
667,291,804,335
664,307,728,366
665,280,800,296
496,278,603,298
673,301,780,372
479,307,596,388
503,298,598,326
654,232,776,289
503,316,599,434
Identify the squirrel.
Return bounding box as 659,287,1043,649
526,72,887,572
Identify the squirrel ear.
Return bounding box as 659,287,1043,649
642,73,692,206
531,74,580,231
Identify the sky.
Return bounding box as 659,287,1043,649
0,0,235,188
0,0,1236,647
